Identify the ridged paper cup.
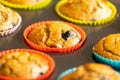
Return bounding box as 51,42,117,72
0,0,52,10
57,68,76,80
55,0,117,26
0,49,55,80
23,20,86,53
0,12,22,37
93,51,120,71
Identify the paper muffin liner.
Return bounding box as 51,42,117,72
58,66,120,80
23,21,86,53
57,67,76,80
92,51,120,71
0,49,55,80
0,12,22,37
0,0,52,10
55,0,117,26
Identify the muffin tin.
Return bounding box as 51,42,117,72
0,0,119,80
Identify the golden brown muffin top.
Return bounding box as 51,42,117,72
62,63,120,80
59,0,112,21
93,33,120,60
28,21,81,48
0,4,19,31
0,51,49,79
5,0,46,5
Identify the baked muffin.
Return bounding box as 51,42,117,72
28,21,81,48
58,63,120,80
0,49,55,80
55,0,117,25
0,0,52,10
93,33,120,70
23,21,86,53
0,4,21,36
5,0,46,5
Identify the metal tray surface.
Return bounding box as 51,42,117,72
0,0,120,80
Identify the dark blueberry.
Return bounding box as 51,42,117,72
1,64,5,68
39,72,44,75
12,23,16,26
62,31,74,40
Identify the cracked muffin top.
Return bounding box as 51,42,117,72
62,63,120,80
5,0,46,5
0,51,49,79
93,33,120,60
59,0,112,21
28,21,81,48
0,4,19,31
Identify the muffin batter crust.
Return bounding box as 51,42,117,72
28,21,81,48
0,4,19,31
0,51,49,78
5,0,46,5
59,0,112,21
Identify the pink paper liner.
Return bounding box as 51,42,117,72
0,12,22,36
23,21,86,53
0,49,55,80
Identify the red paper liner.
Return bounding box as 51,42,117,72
0,12,22,36
23,21,86,53
0,49,55,80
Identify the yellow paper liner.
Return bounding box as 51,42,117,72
23,21,86,53
0,0,52,10
0,12,22,36
0,49,55,80
55,0,117,26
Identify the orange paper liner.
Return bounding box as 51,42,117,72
0,0,52,10
23,21,86,53
0,49,55,80
0,12,22,36
55,0,117,26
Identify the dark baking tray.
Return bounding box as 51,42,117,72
0,0,120,80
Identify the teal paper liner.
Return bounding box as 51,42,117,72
57,67,76,80
92,51,120,70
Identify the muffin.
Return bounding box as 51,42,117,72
0,0,52,10
23,21,86,53
55,0,117,25
58,63,120,80
93,33,120,70
0,49,55,80
0,4,21,36
5,0,46,5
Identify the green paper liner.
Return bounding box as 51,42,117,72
23,20,86,53
0,12,22,36
55,0,117,26
0,0,52,10
0,49,55,80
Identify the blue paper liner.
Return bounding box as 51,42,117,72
92,51,120,71
57,67,76,80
